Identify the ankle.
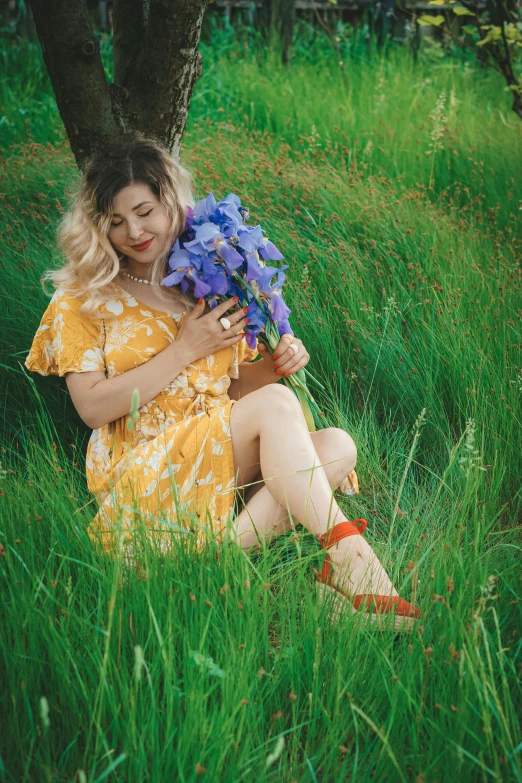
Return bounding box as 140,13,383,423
318,519,365,549
330,535,366,563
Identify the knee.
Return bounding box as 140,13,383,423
326,428,358,477
257,383,302,417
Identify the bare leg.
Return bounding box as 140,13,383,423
229,385,399,599
233,427,357,549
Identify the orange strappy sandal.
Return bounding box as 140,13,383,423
316,519,422,632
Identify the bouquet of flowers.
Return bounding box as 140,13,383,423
161,192,328,431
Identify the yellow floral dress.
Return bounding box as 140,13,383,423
25,285,359,556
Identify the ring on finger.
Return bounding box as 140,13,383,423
220,317,232,330
289,343,299,355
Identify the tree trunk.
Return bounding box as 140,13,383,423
485,0,522,121
28,0,208,171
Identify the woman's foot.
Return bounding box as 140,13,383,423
317,526,420,631
327,534,399,600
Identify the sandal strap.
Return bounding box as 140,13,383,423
318,519,368,550
316,520,421,620
319,580,422,619
353,593,421,618
319,519,368,583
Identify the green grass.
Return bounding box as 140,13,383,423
0,23,521,783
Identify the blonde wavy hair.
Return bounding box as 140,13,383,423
41,132,198,318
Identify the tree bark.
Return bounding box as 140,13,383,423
28,0,208,170
112,0,149,88
127,0,205,154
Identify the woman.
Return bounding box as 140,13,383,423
25,133,421,631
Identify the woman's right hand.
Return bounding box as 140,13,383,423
176,298,249,363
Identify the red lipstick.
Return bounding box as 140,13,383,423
132,238,153,251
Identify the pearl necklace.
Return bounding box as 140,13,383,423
121,269,188,317
122,270,153,285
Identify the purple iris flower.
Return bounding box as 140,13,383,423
227,280,245,301
271,288,291,322
256,264,280,295
162,248,197,287
161,190,292,348
243,299,268,349
244,251,263,282
237,224,264,253
268,265,292,322
277,318,294,337
217,193,241,210
205,266,230,296
186,267,212,299
236,224,284,262
185,224,244,271
259,238,284,261
192,193,217,223
215,194,244,236
184,205,195,231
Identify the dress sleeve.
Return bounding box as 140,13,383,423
24,289,106,377
227,334,259,379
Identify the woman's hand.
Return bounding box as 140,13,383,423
177,298,248,363
261,334,310,377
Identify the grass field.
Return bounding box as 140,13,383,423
0,23,521,783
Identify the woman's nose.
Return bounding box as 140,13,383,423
127,220,144,240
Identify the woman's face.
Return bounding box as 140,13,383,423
108,183,172,269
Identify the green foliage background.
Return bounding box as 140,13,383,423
0,19,520,783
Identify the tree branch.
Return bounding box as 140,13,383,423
313,5,349,91
126,0,208,154
113,0,148,88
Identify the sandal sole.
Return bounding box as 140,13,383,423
317,581,417,634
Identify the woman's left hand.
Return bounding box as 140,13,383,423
259,334,310,377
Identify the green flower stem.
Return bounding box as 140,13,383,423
301,367,326,390
229,272,327,430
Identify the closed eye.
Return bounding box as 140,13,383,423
111,208,153,227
